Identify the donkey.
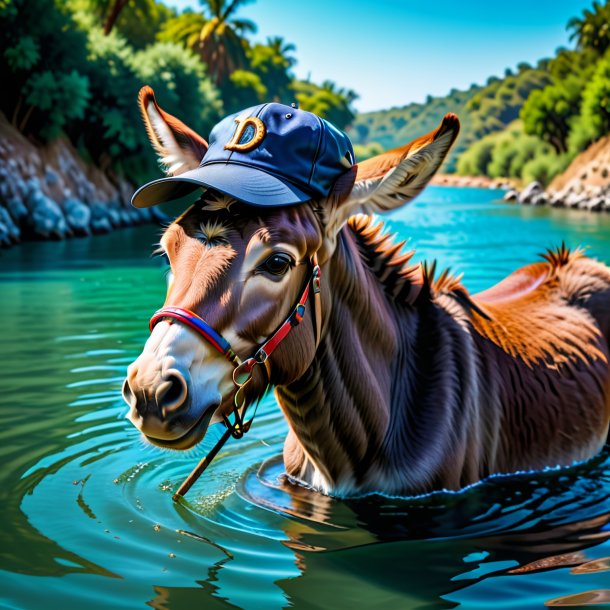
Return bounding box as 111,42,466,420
123,88,610,497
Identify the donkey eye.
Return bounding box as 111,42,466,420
260,253,294,276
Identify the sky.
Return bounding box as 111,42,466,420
167,0,593,112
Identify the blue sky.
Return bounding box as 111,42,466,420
167,0,593,112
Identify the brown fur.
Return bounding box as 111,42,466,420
127,90,610,497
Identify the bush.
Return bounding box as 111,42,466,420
521,154,569,187
580,52,610,141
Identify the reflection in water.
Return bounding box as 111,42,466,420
228,453,610,609
3,193,610,608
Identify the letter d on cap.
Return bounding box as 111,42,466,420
225,117,266,152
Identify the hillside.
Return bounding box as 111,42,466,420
348,64,551,172
548,134,610,196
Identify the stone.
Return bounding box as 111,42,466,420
0,221,12,248
583,196,605,212
503,189,518,202
89,202,112,234
135,206,152,222
119,209,133,226
5,195,27,223
565,192,584,209
44,168,60,187
24,187,69,239
106,207,122,228
518,181,543,204
64,198,91,235
0,205,20,243
530,192,549,206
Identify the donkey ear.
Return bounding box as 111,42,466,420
138,86,209,176
326,114,460,233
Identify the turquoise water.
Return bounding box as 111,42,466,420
2,187,610,609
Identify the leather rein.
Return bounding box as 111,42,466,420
148,254,322,500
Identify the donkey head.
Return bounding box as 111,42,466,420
123,87,459,450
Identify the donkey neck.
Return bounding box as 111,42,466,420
275,215,484,496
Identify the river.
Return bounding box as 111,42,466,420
2,187,610,609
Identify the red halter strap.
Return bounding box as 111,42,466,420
148,254,322,500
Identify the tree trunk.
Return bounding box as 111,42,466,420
103,0,130,35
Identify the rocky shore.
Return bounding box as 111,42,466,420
502,134,610,212
0,114,159,249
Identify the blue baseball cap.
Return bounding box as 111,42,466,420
132,102,355,208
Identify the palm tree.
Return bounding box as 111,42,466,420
266,36,297,69
158,0,256,86
197,0,256,85
158,10,207,49
567,1,610,56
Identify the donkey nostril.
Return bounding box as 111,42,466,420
122,378,136,409
156,373,188,416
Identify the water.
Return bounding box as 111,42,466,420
2,187,610,610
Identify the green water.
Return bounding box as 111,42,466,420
2,187,610,610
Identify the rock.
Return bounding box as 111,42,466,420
518,181,543,204
24,186,69,239
44,168,60,187
135,206,152,222
5,195,27,223
106,206,122,228
565,192,584,209
549,190,566,207
503,189,518,202
0,206,20,243
64,198,91,235
530,192,549,206
0,221,12,248
583,196,605,212
119,209,133,226
89,202,112,234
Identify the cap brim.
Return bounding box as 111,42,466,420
131,163,312,208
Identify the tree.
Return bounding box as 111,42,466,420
247,38,295,102
157,9,206,49
292,80,357,130
520,79,583,154
580,54,610,140
568,0,610,56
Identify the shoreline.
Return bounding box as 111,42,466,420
431,174,515,190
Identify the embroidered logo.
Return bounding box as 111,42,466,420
224,116,266,152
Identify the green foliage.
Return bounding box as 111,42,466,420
358,0,610,182
130,41,221,135
568,0,610,55
78,29,220,179
456,121,565,186
221,69,267,113
157,10,206,49
353,142,384,162
0,0,91,135
580,52,610,141
1,0,357,185
519,48,597,154
520,79,583,153
293,80,357,130
67,0,173,48
350,67,550,172
247,39,293,101
521,154,570,186
25,69,89,138
4,35,39,70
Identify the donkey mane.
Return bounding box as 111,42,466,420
347,213,485,318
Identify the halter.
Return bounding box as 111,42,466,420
148,254,322,500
